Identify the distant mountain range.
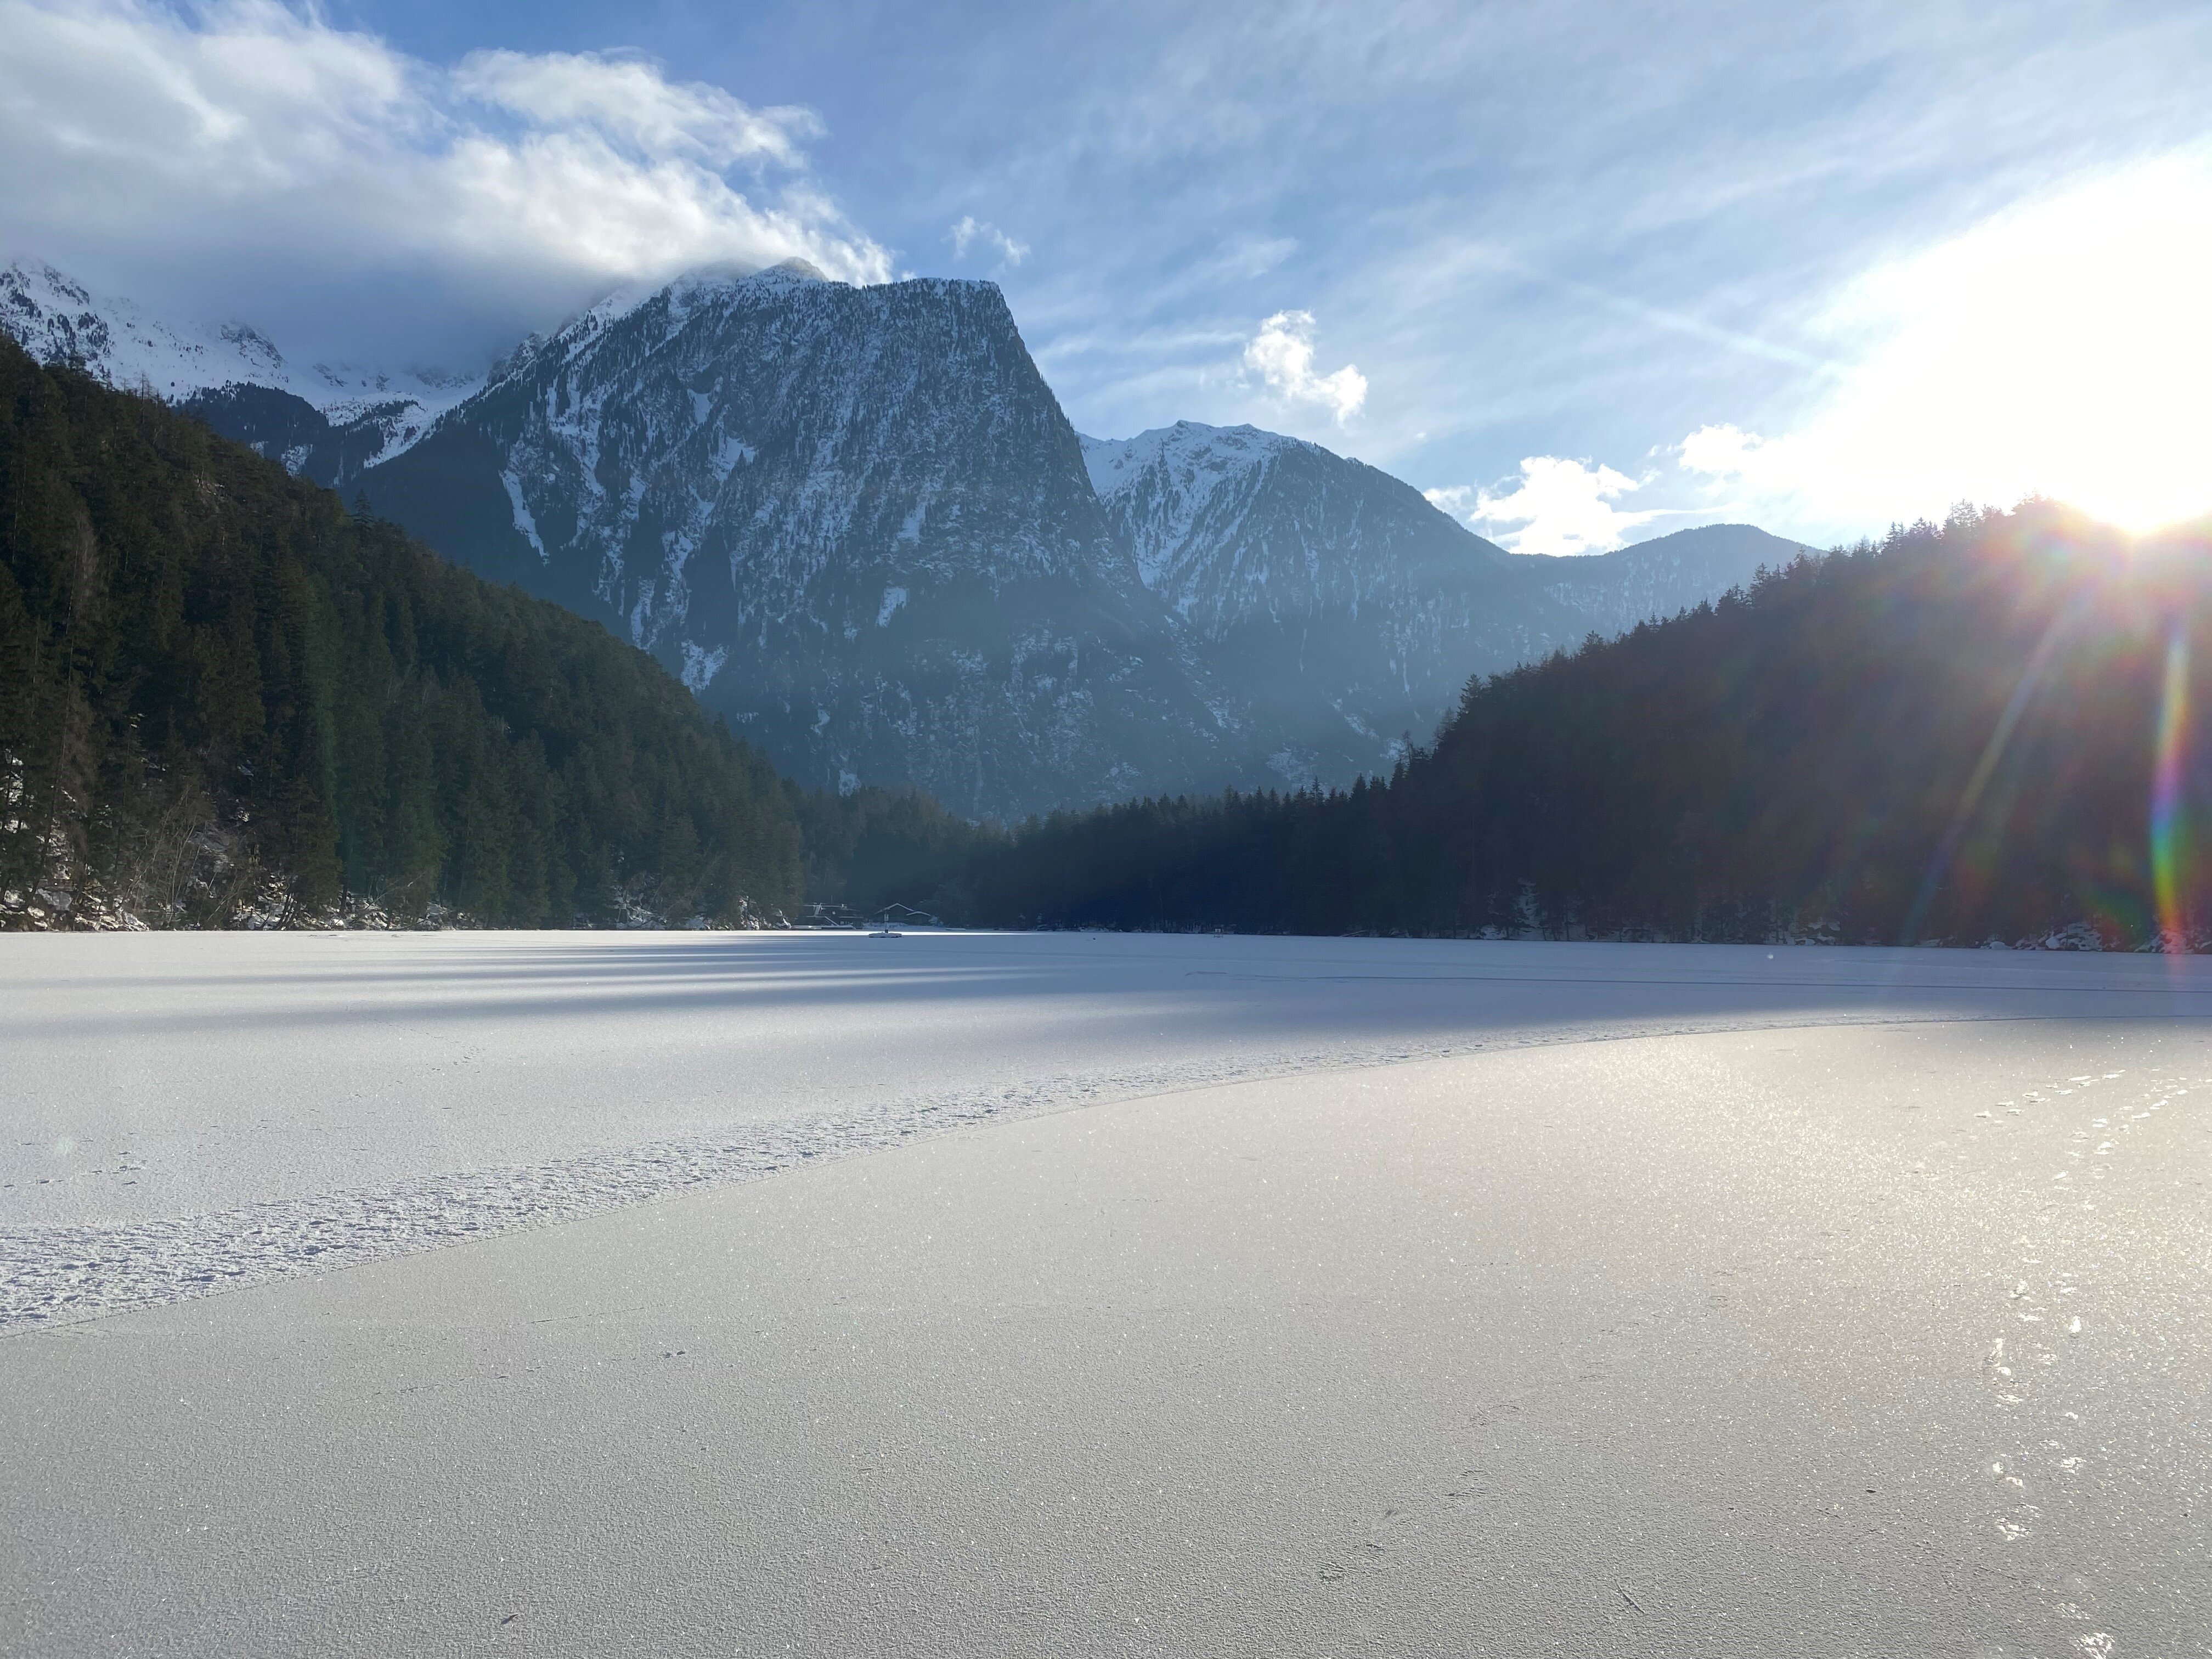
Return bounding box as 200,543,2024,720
0,263,476,490
2,257,1813,819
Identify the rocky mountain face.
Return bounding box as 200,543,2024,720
5,256,1815,816
0,261,475,489
174,383,430,493
360,263,1232,819
1086,422,1560,782
1081,424,1812,784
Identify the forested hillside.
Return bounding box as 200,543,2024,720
12,323,2200,948
786,782,998,918
0,338,802,928
952,505,2212,947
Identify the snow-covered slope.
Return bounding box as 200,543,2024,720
1081,422,1310,598
363,263,1232,819
0,262,477,486
1083,421,1589,783
1083,423,1826,786
1084,421,1521,630
3,261,288,400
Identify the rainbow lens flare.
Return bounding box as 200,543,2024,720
2151,626,2191,955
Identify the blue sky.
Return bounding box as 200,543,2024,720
5,1,2212,550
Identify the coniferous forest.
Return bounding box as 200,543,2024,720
945,506,2212,947
9,329,2210,948
0,338,802,927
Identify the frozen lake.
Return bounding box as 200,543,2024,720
7,931,2212,1653
11,928,2212,1230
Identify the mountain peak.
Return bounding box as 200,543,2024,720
1,259,290,400
671,256,835,294
761,256,831,283
565,256,850,341
0,258,479,433
1078,420,1307,503
359,258,1207,820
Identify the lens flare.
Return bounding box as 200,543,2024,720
2151,627,2191,955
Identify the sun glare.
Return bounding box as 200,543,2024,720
1689,151,2212,536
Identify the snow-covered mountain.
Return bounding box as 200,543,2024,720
1078,422,1812,785
1082,421,1592,782
360,261,1233,819
0,262,477,488
8,255,1817,815
1083,422,1519,624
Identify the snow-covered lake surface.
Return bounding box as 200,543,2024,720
2,929,2207,1317
8,929,2212,1327
7,932,2212,1654
13,929,2212,1219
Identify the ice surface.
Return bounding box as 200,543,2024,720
8,930,2212,1331
7,1000,2211,1655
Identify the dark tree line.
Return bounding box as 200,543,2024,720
0,337,803,928
786,782,999,917
941,504,2212,947
9,326,2205,947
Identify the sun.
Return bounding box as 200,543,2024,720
1688,151,2212,537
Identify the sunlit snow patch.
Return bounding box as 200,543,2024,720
680,642,729,691
501,471,547,560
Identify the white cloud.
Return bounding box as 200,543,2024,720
1676,422,1766,481
1243,309,1365,423
1671,148,2212,537
1427,456,1669,556
453,49,821,170
948,215,1029,266
0,0,888,356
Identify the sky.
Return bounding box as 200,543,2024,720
4,0,2212,552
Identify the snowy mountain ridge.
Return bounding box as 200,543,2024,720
356,262,1233,818
1081,417,1523,637
0,262,478,435
1080,417,1592,788
466,258,837,413
6,255,1813,815
1080,422,1313,597
0,261,484,490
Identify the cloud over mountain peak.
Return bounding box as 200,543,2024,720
0,0,888,364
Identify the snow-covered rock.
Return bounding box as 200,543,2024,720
1086,423,1822,786
0,262,477,487
362,262,1231,820
1085,420,1568,783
